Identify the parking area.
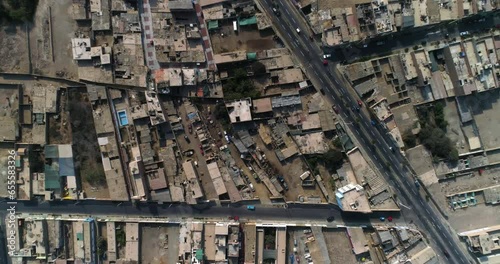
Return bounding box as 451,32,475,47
287,227,318,264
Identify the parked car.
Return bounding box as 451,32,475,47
327,216,335,222
357,99,363,107
184,135,191,143
323,59,328,66
282,181,288,191
332,105,339,114
253,173,261,183
247,205,255,210
277,175,284,183
183,149,195,157
296,28,301,33
188,124,192,133
323,54,332,59
459,31,470,36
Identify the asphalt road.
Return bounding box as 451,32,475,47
0,200,404,227
258,0,473,263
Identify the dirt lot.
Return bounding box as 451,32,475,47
210,23,276,54
0,143,16,197
323,229,357,264
428,164,500,232
0,0,79,78
141,224,180,264
67,88,109,198
467,89,500,150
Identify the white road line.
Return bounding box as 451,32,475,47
286,32,292,39
299,50,305,56
370,130,375,136
320,79,325,85
290,16,297,24
425,208,430,214
355,129,360,135
411,188,417,195
453,249,460,255
377,139,382,144
374,155,378,161
284,8,291,16
339,89,345,95
437,225,442,231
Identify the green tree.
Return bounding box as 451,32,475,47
323,149,344,170
97,236,107,257
402,129,417,148
223,68,260,100
252,61,267,75
116,228,125,247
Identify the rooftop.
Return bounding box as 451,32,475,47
226,99,253,123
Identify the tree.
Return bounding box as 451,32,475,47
223,68,260,100
116,228,126,247
402,129,417,148
448,148,459,163
97,236,107,257
252,61,267,75
323,149,344,170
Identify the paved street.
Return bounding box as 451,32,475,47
0,200,405,228
257,0,474,263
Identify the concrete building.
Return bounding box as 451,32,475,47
461,225,500,255
226,99,253,123
207,162,228,197
182,160,204,203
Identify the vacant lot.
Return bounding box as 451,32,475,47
210,23,276,54
141,224,180,264
67,88,109,198
0,0,79,78
323,229,357,264
467,89,500,150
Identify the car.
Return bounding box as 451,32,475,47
327,216,335,222
247,205,255,210
272,7,280,16
363,44,368,48
234,216,239,221
253,173,261,183
309,35,313,40
356,106,360,112
332,105,339,114
371,119,376,126
303,229,312,234
184,135,191,143
188,124,193,133
443,250,450,258
320,88,325,95
304,253,311,259
389,147,395,152
323,59,328,65
387,216,393,222
282,181,289,191
357,100,363,107
459,31,469,36
380,216,386,221
183,149,195,156
296,28,301,33
323,54,331,59
277,176,284,183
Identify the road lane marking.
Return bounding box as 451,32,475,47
370,130,375,136
425,208,430,214
355,129,360,135
374,155,378,161
377,139,382,144
320,79,325,84
290,16,297,24
284,8,291,16
299,49,305,56
411,188,417,195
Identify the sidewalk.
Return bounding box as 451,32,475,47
139,0,160,70
193,1,217,71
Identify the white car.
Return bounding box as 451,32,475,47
323,54,331,59
460,31,469,36
296,28,301,33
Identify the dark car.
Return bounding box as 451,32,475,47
277,175,285,183
332,105,339,114
282,181,289,191
327,216,335,222
184,135,191,143
183,149,195,157
320,88,326,95
443,250,450,258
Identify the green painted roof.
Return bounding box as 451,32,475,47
247,52,257,60
238,16,257,26
76,233,83,241
207,20,219,30
195,249,203,260
44,164,60,190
